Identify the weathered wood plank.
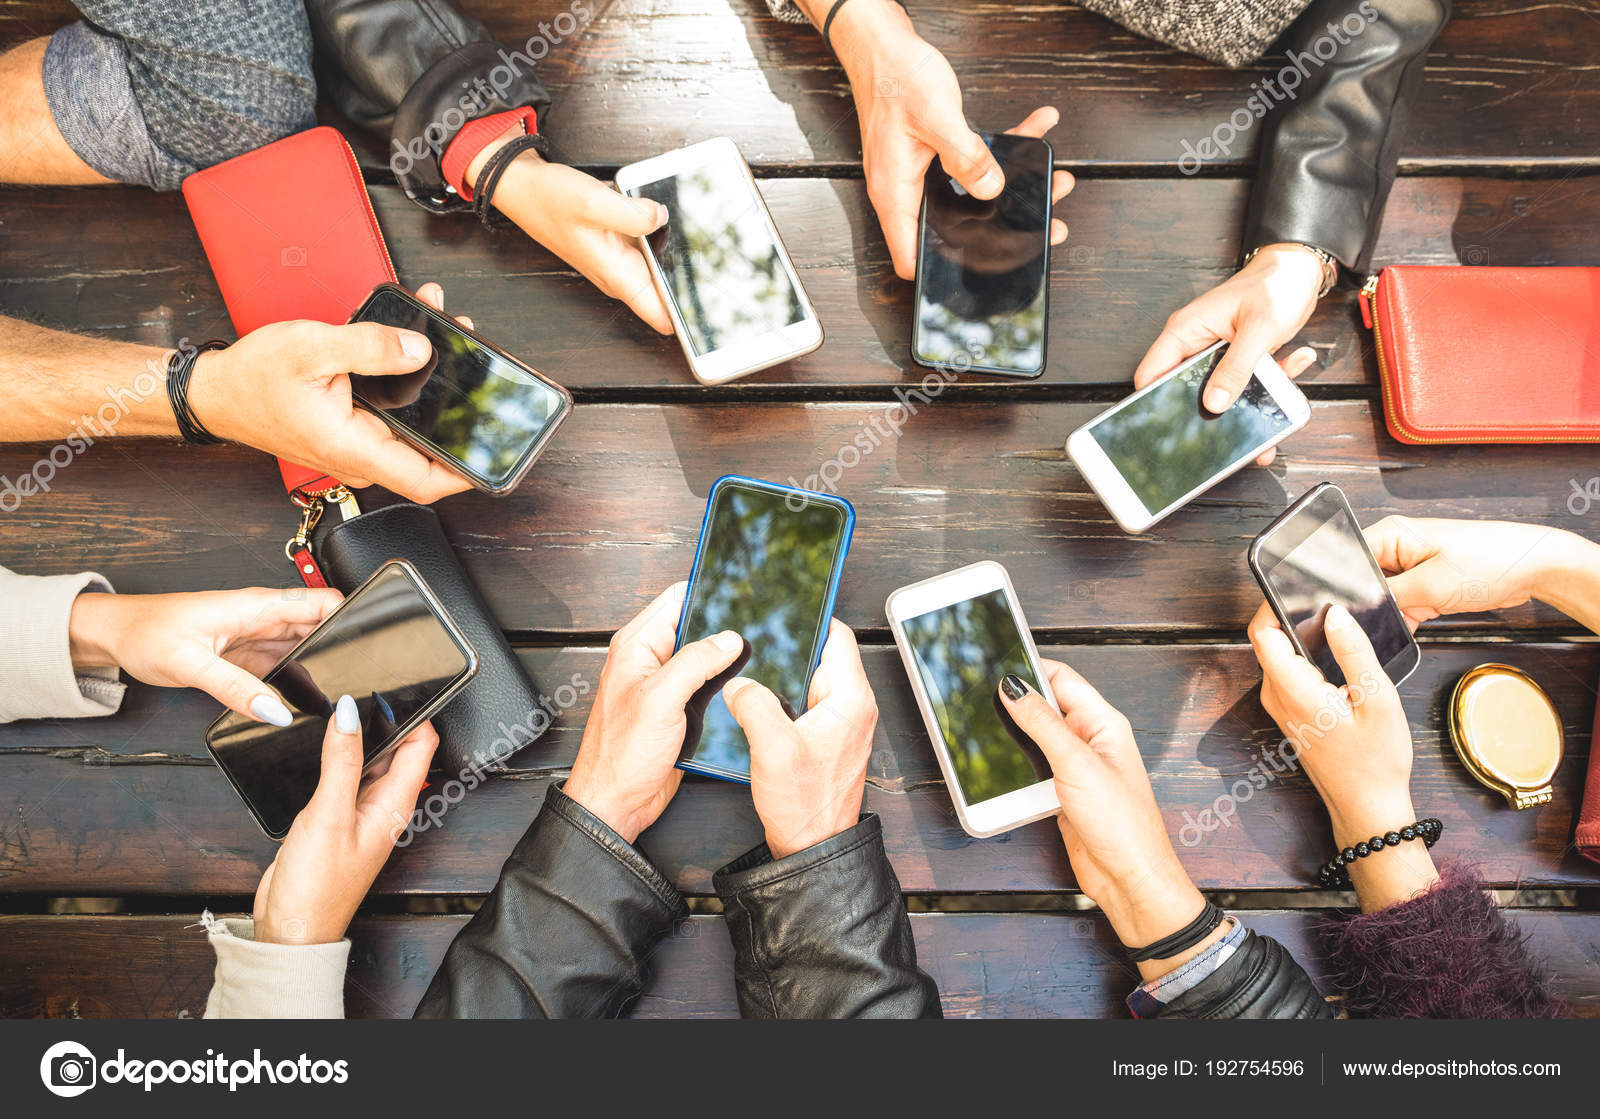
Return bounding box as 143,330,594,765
4,909,1598,1019
0,401,1593,635
1,642,1591,896
4,175,1595,390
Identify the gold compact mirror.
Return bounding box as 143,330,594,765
1448,664,1563,810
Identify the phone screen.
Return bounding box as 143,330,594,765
1088,346,1293,515
626,153,805,357
914,134,1052,377
1255,488,1415,687
677,480,851,778
901,589,1052,805
206,564,474,838
349,287,570,490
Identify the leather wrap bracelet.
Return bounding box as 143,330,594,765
166,339,229,445
471,132,550,229
1317,817,1443,888
1126,900,1225,963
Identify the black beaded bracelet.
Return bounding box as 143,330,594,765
471,132,550,229
1316,818,1443,888
1126,899,1225,963
165,339,229,445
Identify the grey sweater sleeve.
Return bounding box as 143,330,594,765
41,0,316,190
0,566,125,724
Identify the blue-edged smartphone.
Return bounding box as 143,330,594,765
674,475,855,783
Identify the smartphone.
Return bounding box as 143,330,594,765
887,562,1060,837
1066,341,1311,533
674,475,854,782
1249,483,1420,688
348,283,573,495
913,133,1052,378
615,137,823,384
204,561,479,839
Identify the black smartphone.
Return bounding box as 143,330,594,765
204,561,479,839
912,133,1053,378
674,475,855,783
1249,483,1420,688
348,283,573,495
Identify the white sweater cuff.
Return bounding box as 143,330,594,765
202,914,350,1019
0,568,125,723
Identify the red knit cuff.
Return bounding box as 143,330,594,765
441,107,539,203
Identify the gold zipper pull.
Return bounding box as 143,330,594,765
325,486,363,521
1359,273,1380,329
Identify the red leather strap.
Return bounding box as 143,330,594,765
289,545,329,589
442,108,538,202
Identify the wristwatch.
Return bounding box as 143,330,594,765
1242,242,1340,298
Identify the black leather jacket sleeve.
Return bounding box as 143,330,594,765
713,814,943,1019
413,782,686,1018
304,0,552,211
1156,929,1334,1019
1242,0,1451,272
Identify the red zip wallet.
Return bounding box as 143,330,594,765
1361,266,1600,444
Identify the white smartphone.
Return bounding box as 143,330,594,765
615,136,823,384
1066,341,1311,533
887,561,1061,838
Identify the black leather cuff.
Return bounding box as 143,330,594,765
391,39,552,213
714,813,880,888
546,781,687,919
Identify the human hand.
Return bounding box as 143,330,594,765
564,583,746,843
466,130,673,334
188,282,474,505
254,697,439,944
996,663,1206,959
1363,516,1591,630
68,585,344,725
1248,601,1439,909
827,0,1071,279
1132,244,1324,465
721,621,877,859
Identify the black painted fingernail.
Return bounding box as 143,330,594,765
1000,674,1030,700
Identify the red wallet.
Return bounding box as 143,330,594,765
182,126,397,506
1579,699,1600,866
1361,266,1600,445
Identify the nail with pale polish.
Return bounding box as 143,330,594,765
1000,673,1031,700
335,693,360,734
250,694,293,727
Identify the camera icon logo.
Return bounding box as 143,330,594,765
40,1040,98,1097
280,246,308,267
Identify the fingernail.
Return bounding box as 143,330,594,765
711,629,742,654
250,694,293,727
1000,673,1031,700
976,168,1004,196
1325,604,1354,629
398,331,431,361
335,694,360,734
1203,386,1232,413
653,202,669,226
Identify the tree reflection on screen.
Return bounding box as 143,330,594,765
902,590,1051,804
634,168,804,356
678,484,847,777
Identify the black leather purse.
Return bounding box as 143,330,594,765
307,499,551,777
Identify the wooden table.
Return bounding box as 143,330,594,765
1,0,1597,1018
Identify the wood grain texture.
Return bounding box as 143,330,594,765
5,909,1598,1019
0,402,1593,635
4,174,1596,390
1,643,1592,897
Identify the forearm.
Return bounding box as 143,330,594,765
1535,530,1600,635
0,37,112,186
0,317,178,442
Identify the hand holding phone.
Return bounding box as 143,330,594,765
1249,483,1420,687
616,138,823,384
205,561,479,839
674,476,854,782
348,283,572,495
1067,341,1311,533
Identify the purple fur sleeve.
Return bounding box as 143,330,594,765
1320,863,1561,1018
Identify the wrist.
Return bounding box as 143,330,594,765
1244,242,1332,300
182,349,237,444
1532,529,1598,606
830,0,915,75
463,121,536,193
561,775,645,845
766,809,859,860
67,592,127,671
1093,858,1206,952
1326,797,1418,852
